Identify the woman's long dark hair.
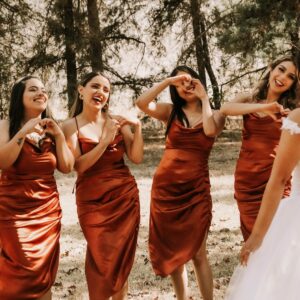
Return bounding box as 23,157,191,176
70,71,111,117
9,75,50,139
252,55,300,109
165,66,208,136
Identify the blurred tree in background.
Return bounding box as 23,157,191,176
0,0,299,124
213,0,300,93
150,0,221,108
0,0,36,117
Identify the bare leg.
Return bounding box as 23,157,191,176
170,264,189,300
192,235,213,300
112,281,128,300
39,289,51,300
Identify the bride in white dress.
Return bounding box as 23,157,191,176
226,109,300,300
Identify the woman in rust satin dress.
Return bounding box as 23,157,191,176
136,66,225,300
0,76,74,300
221,55,300,241
63,72,143,300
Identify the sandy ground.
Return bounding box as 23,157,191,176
53,132,243,299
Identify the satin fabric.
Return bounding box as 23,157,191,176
0,138,61,299
76,134,140,300
149,120,215,276
234,114,291,241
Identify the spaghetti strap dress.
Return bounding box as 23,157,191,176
0,137,61,299
74,118,140,299
149,120,215,276
234,114,291,240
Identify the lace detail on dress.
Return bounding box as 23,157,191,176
281,118,300,135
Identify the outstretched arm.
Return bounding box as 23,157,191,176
240,108,300,265
220,93,285,119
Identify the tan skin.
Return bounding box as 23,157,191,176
220,61,298,267
0,80,74,172
220,61,297,118
0,78,74,300
136,71,225,300
63,75,143,300
240,108,300,266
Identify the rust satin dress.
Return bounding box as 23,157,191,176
235,114,291,241
149,120,215,276
76,132,140,299
0,138,61,299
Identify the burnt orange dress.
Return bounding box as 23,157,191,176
149,120,215,276
0,138,61,299
75,129,140,299
235,114,291,240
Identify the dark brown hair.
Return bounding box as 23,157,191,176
165,65,210,136
9,75,51,139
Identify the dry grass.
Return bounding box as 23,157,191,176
53,130,243,299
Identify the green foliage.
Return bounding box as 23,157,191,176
0,0,38,117
214,0,300,60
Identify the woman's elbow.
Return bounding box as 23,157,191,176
130,154,143,164
57,162,73,174
135,98,143,109
74,161,87,174
204,128,218,137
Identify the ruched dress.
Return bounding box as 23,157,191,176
149,120,215,276
0,137,61,299
234,114,291,240
75,124,140,299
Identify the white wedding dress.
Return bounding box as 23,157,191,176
226,117,300,300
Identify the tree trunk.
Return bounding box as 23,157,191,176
199,13,221,108
62,0,77,110
190,0,206,87
87,0,104,72
290,2,300,57
190,0,220,108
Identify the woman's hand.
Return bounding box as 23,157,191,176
192,79,209,101
19,118,44,136
111,115,141,128
261,102,285,120
100,117,120,145
40,118,63,138
167,74,192,87
240,234,263,266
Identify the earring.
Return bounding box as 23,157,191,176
79,94,83,100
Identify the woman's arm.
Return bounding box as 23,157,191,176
135,74,194,122
192,79,225,136
135,78,173,122
240,109,300,265
220,93,284,119
63,117,120,174
118,117,143,164
0,118,43,169
40,118,74,173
